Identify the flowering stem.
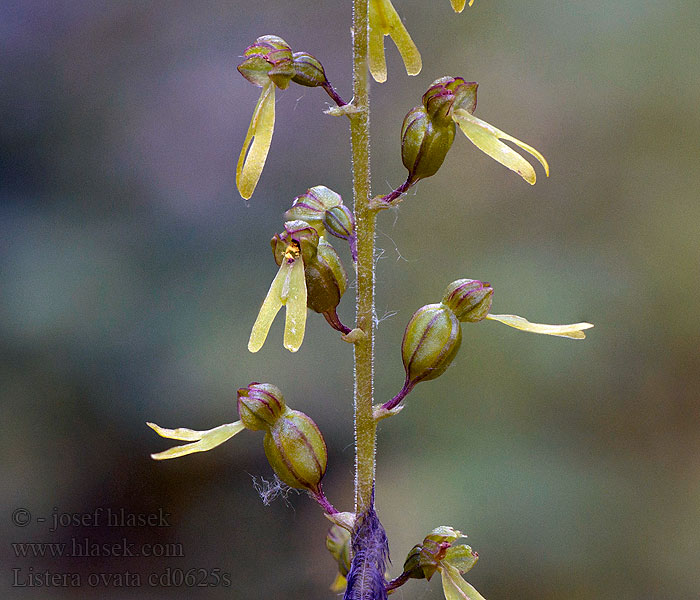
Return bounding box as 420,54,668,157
350,0,376,517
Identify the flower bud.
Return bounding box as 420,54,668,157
402,526,464,581
326,525,352,577
401,105,456,182
263,409,328,493
284,186,343,234
322,204,356,247
237,382,286,431
305,239,347,315
237,35,295,90
422,77,478,126
291,52,328,88
402,303,462,386
271,220,320,266
402,544,426,579
441,279,493,322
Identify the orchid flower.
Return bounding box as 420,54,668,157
248,239,308,353
236,35,295,200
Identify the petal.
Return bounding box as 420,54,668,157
486,313,594,339
282,255,308,352
440,563,488,600
369,0,422,82
148,421,245,460
452,108,549,185
236,82,275,200
451,0,467,12
368,0,388,83
248,260,288,353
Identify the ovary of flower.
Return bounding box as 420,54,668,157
452,108,549,185
485,313,594,339
369,0,422,83
236,81,275,200
440,562,487,600
248,242,308,353
450,0,475,13
147,421,245,460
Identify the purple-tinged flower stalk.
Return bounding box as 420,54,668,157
369,0,421,83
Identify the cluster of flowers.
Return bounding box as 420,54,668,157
150,4,594,598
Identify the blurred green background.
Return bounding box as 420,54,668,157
2,1,699,598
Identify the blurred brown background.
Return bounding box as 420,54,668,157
1,1,699,598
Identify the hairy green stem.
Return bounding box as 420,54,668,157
350,0,376,515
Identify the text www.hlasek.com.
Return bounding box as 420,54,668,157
12,538,183,558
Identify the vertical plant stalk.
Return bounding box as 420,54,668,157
350,0,376,515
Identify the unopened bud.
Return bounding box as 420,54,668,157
402,544,426,579
326,525,352,577
284,186,343,234
441,279,493,322
322,204,355,247
402,526,466,581
263,409,328,493
402,303,462,386
237,382,286,431
422,77,478,126
292,52,328,88
237,35,295,90
401,105,456,182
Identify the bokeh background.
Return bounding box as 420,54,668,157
2,1,699,598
